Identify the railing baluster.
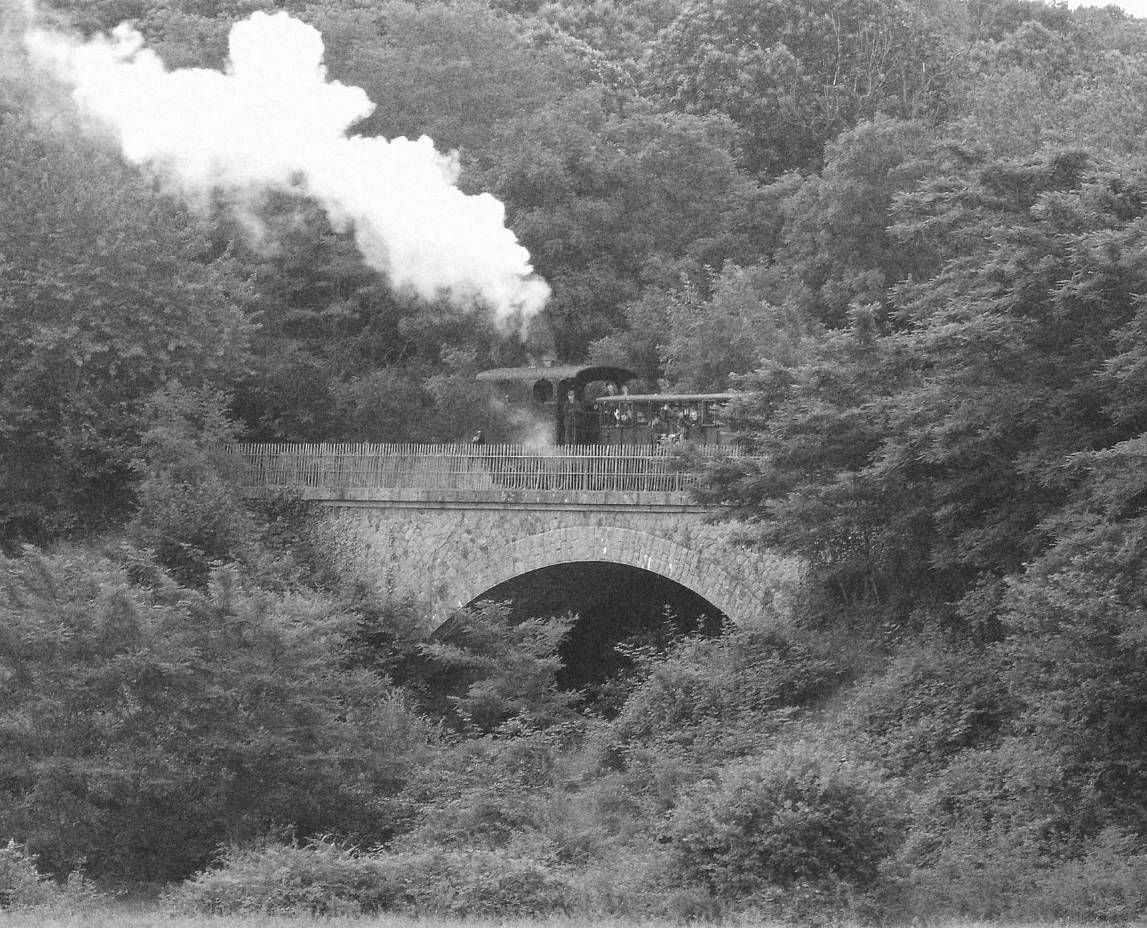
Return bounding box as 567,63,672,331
228,441,746,495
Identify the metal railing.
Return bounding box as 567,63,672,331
231,442,742,495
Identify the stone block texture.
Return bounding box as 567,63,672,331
319,500,802,631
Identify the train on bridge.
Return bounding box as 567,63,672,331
475,364,734,447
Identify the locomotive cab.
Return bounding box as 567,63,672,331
476,363,635,445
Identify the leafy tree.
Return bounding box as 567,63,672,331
702,312,921,624
135,7,232,70
660,266,823,391
230,213,406,443
1002,524,1147,836
419,603,578,734
601,626,843,774
300,0,577,154
36,0,150,33
771,116,937,327
999,434,1147,834
878,150,1146,600
843,640,1014,776
331,348,526,444
586,285,677,385
0,548,432,883
530,0,685,83
482,91,769,357
41,0,265,35
128,384,258,587
963,0,1075,42
648,0,951,175
956,17,1147,159
667,746,906,899
594,263,820,391
705,149,1147,631
227,192,518,442
0,96,251,548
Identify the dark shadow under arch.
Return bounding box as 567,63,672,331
439,524,753,628
468,561,726,697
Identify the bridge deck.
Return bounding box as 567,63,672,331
232,442,741,500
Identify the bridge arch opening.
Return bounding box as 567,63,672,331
468,561,726,700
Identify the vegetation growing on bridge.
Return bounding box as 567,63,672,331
4,0,1147,921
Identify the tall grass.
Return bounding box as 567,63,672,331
0,910,1120,928
0,914,747,928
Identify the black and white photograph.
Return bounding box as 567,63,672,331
2,0,1147,923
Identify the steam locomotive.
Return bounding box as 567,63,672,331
476,363,734,446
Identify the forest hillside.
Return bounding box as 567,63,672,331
3,0,1147,921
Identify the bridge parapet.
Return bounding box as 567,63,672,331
232,442,744,504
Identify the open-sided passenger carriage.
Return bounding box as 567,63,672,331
476,364,733,446
593,393,733,446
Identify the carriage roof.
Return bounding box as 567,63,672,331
594,393,736,404
476,364,635,385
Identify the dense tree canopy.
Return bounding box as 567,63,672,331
0,92,251,548
647,0,952,175
0,548,430,881
13,0,1144,475
6,0,1147,916
480,92,769,356
705,149,1147,627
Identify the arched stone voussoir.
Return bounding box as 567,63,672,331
435,525,762,629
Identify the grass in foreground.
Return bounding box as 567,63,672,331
0,915,715,928
0,911,1110,928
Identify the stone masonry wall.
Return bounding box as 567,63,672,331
318,500,803,630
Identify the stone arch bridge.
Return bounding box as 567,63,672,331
236,443,800,631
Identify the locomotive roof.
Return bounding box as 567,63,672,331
595,393,736,403
476,364,635,384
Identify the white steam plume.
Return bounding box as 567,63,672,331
24,11,550,319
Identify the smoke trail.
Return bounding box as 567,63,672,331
23,11,550,319
1,0,36,71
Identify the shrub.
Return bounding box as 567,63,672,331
902,825,1147,922
602,626,843,769
900,737,1087,861
900,824,1045,920
0,840,59,909
419,602,579,733
392,849,573,916
0,548,432,883
893,731,1147,921
593,626,845,816
845,640,1015,775
1001,519,1147,834
0,841,102,911
666,744,907,900
392,723,579,855
1038,827,1147,922
567,843,720,920
169,840,574,917
166,840,402,915
128,385,258,588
